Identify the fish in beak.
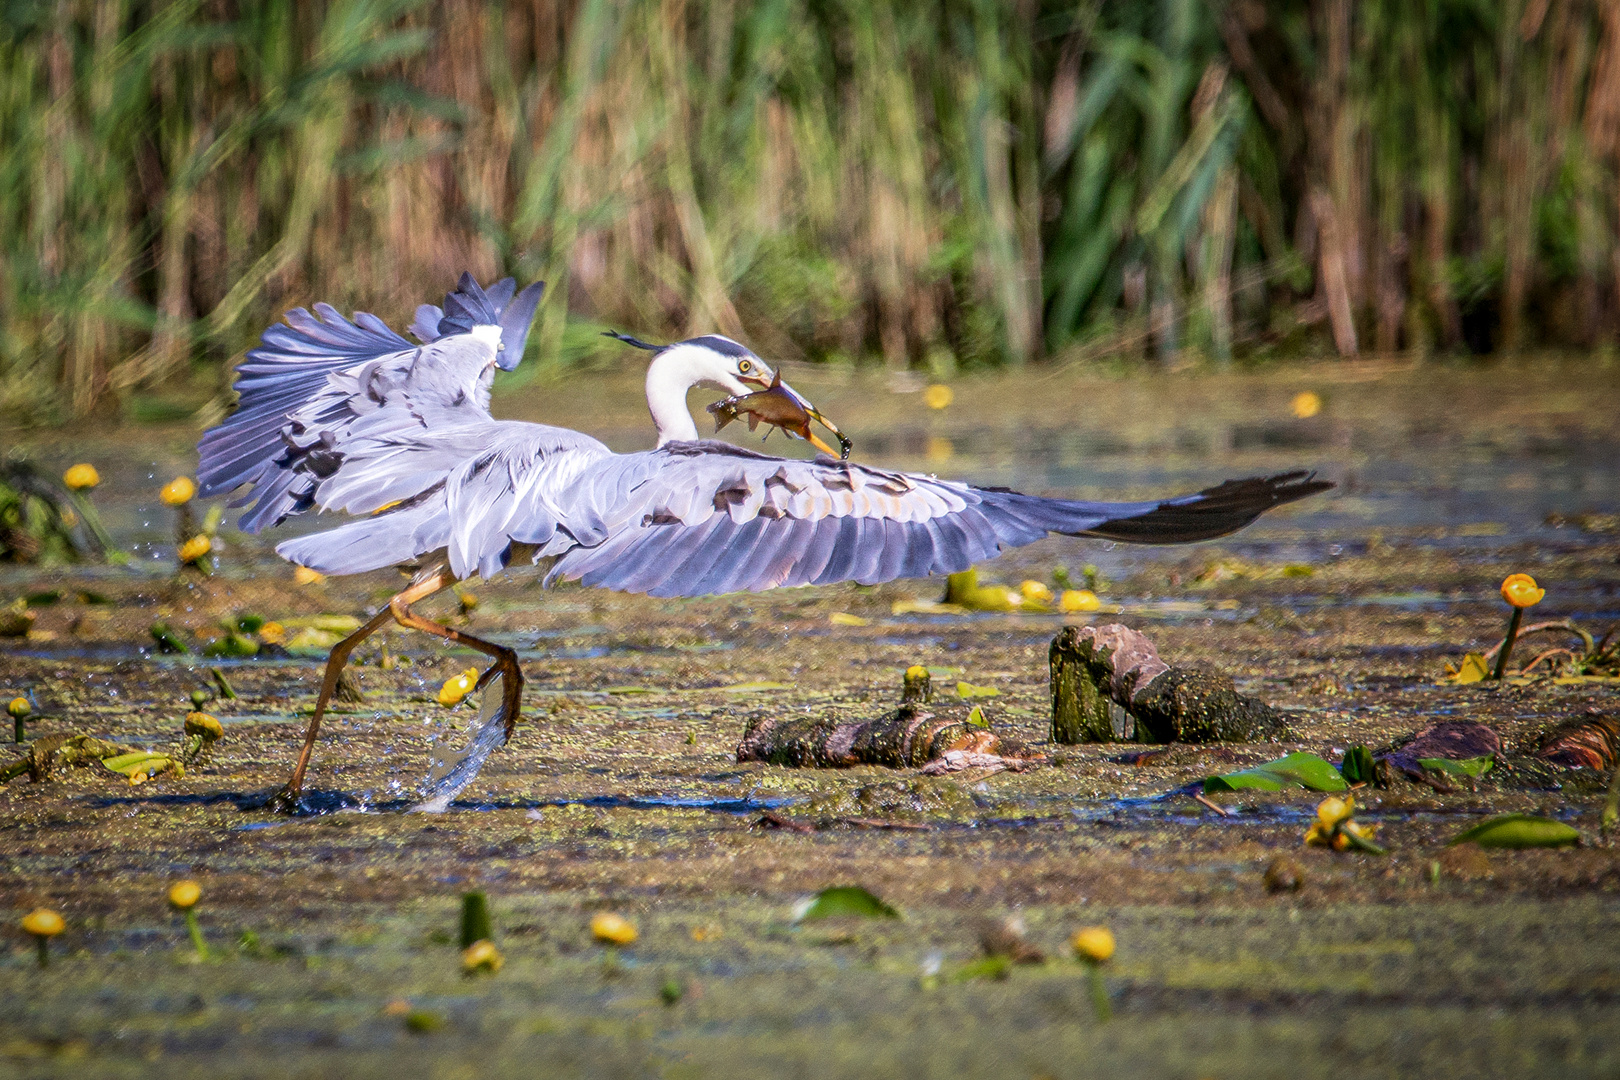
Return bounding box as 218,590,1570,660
707,373,852,460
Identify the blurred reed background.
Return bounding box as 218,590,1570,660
3,0,1620,424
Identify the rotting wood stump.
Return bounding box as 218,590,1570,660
1049,624,1288,744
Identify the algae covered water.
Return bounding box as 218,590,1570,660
2,359,1620,1077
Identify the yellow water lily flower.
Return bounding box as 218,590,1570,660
437,667,479,707
1070,925,1115,963
1019,580,1054,603
1060,589,1102,613
22,908,64,938
462,939,503,974
1314,794,1354,830
293,566,325,586
1291,391,1322,419
1500,573,1545,608
168,881,201,910
185,712,223,741
161,476,196,505
62,463,100,490
178,534,212,563
8,696,30,718
923,384,954,410
258,621,285,644
1331,819,1379,852
590,912,638,945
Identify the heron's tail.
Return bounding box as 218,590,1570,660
978,470,1333,545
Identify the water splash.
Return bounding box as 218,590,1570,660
411,669,508,813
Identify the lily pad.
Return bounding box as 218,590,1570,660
718,681,792,693
1448,814,1580,849
1204,752,1349,793
1417,756,1493,778
793,886,900,922
955,681,999,699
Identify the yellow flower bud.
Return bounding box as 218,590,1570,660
258,621,285,644
1070,925,1115,964
905,664,928,680
160,476,196,505
7,696,30,719
590,912,638,945
1291,391,1322,419
169,881,201,910
184,712,223,742
461,939,503,974
22,908,64,938
178,535,212,564
62,463,100,490
923,384,954,410
1500,573,1545,608
1059,589,1101,613
293,566,325,586
437,667,479,707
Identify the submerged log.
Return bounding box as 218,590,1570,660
1049,624,1288,744
737,664,1039,772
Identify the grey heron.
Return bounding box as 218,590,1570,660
196,273,1330,811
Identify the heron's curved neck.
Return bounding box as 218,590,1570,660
645,346,710,445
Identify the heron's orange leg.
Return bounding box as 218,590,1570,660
268,571,454,813
388,587,524,745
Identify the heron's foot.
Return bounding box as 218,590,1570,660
264,783,305,816
471,656,524,743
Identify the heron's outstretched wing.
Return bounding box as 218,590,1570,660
197,275,544,531
274,420,611,580
545,442,1331,597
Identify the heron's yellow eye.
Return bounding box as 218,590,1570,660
738,360,752,373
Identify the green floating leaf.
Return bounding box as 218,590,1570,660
951,955,1013,982
1448,814,1580,849
1340,745,1376,785
793,886,900,923
955,681,1000,699
203,633,259,658
1417,756,1493,778
717,681,792,693
1204,752,1349,794
965,705,989,729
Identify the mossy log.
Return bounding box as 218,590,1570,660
736,704,983,768
1050,624,1288,744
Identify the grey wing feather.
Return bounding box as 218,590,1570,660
275,422,610,580
545,443,1330,597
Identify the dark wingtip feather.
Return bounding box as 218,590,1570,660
1083,471,1334,544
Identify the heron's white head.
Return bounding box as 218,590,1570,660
627,334,774,445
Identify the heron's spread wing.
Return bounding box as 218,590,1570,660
274,420,611,580
544,442,1330,597
198,275,544,531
